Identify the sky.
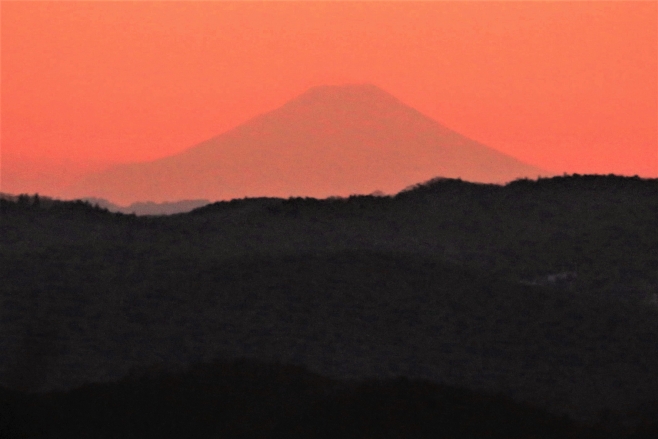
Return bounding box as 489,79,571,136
2,1,656,197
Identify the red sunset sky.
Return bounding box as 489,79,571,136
1,1,656,197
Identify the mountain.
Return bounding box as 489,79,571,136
2,175,657,427
82,197,210,216
63,84,549,205
1,193,209,216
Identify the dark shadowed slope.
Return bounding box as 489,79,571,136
1,249,656,425
1,358,616,439
1,176,656,427
63,84,549,205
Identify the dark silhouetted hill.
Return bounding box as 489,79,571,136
0,175,656,433
0,358,628,439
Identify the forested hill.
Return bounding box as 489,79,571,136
3,174,656,302
1,174,657,431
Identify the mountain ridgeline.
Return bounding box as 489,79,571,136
1,175,657,437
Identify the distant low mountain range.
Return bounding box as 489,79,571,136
62,84,550,205
82,197,210,216
0,193,208,215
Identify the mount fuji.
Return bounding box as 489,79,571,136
64,84,549,204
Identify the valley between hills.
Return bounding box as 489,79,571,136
1,174,657,438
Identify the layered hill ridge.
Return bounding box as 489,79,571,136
2,176,657,427
64,84,549,204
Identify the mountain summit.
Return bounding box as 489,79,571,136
65,84,548,204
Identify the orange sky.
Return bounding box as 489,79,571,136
2,1,656,196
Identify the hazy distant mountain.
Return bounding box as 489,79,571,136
1,193,208,216
82,197,210,216
64,84,549,205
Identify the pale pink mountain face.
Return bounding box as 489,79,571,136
64,84,549,204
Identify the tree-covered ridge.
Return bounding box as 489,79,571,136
1,174,656,432
3,174,656,301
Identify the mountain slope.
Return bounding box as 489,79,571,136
2,175,656,425
1,249,656,424
64,84,548,204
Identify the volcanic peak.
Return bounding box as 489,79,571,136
63,83,548,204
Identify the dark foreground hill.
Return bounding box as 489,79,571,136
1,358,637,439
1,175,657,431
